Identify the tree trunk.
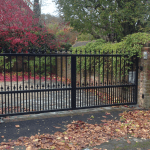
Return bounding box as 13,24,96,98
33,0,41,19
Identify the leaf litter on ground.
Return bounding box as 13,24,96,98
0,110,150,149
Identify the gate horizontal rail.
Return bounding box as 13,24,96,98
0,53,130,57
0,88,72,94
0,84,137,94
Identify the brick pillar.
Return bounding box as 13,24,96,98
138,43,150,108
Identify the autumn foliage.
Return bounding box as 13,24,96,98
0,0,57,53
46,21,79,47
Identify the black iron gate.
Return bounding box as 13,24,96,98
0,48,138,117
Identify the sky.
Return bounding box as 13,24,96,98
30,0,59,16
41,0,59,16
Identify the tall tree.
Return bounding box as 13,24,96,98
55,0,150,42
33,0,41,20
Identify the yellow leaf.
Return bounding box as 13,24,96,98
50,146,56,149
61,140,65,143
64,136,68,140
57,137,61,140
33,139,38,142
90,115,94,118
15,125,20,128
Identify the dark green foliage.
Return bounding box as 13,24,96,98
60,43,72,51
55,0,150,42
29,56,56,76
77,33,96,41
70,33,150,80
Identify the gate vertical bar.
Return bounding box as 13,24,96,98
120,54,121,103
94,50,95,106
111,50,113,105
131,56,133,102
28,55,30,112
50,50,52,110
2,50,5,115
16,55,18,112
10,55,12,114
55,51,57,109
98,50,101,105
22,55,24,112
135,54,138,103
85,50,86,106
61,51,62,109
65,49,67,109
89,51,91,106
71,55,76,109
124,52,125,103
45,49,46,110
80,51,82,107
34,54,35,111
107,53,108,104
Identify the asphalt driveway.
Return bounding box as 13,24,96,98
0,106,150,150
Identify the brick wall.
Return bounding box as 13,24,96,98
138,43,150,108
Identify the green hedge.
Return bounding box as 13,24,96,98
70,32,150,79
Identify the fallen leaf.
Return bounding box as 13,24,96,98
94,126,101,131
50,146,56,149
15,125,20,128
33,139,38,142
105,112,111,115
57,142,65,146
56,137,61,140
64,136,68,140
54,126,61,129
102,116,107,118
127,139,131,144
26,146,32,150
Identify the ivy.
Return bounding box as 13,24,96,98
0,55,16,72
0,53,56,76
29,56,56,76
70,32,150,79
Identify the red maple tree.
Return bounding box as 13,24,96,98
0,0,56,53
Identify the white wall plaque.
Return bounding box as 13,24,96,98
128,71,136,84
143,51,148,59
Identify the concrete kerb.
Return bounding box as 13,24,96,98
1,104,142,123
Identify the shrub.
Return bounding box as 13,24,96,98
77,33,96,41
70,33,150,79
